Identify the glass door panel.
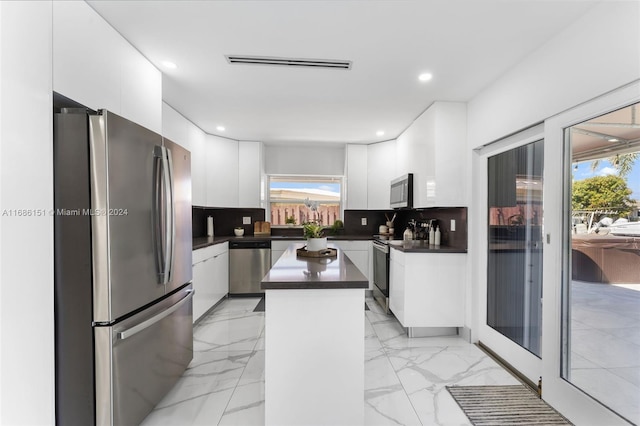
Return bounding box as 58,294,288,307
487,140,544,357
563,102,640,425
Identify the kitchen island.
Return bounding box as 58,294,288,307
261,243,368,426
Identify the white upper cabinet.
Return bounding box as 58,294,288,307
162,103,207,206
396,102,467,207
189,126,206,206
367,140,396,209
345,141,396,210
345,145,368,209
53,1,161,133
238,141,263,208
206,134,239,207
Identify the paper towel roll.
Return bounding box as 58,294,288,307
207,216,214,237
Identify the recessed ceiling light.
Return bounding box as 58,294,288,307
161,61,177,69
216,126,225,132
418,72,433,82
376,130,385,137
608,138,619,142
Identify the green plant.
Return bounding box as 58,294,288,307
329,219,344,235
285,215,296,225
303,221,324,239
572,175,634,216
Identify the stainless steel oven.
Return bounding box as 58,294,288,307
372,239,390,313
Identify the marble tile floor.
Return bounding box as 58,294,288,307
569,280,640,425
141,296,520,426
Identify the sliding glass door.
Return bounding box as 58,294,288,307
487,140,544,357
561,102,640,425
476,126,544,385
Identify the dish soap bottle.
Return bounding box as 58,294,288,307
429,225,435,245
434,226,441,246
403,227,413,241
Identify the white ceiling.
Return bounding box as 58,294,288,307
88,0,601,145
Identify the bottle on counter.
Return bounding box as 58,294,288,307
434,226,441,246
429,225,435,245
403,227,413,241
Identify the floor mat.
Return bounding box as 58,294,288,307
446,385,572,425
254,297,370,312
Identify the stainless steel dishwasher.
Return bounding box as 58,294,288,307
229,239,272,296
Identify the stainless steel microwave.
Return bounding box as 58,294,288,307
390,173,413,209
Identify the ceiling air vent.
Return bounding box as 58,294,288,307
225,55,351,70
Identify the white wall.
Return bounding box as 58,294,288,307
0,2,54,424
265,145,345,176
467,1,640,149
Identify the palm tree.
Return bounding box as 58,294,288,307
590,152,638,178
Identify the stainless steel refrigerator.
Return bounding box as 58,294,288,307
54,104,193,426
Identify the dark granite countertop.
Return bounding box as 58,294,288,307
193,234,372,250
261,243,369,290
387,240,467,253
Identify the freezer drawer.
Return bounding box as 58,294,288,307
94,284,193,426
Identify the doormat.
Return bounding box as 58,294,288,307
254,297,370,312
446,385,572,425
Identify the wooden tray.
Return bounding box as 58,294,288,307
296,247,337,258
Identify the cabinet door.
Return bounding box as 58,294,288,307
271,240,304,266
389,251,405,324
342,250,368,279
212,250,229,305
192,257,216,322
332,241,371,288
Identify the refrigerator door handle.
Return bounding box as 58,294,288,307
153,146,166,284
116,290,194,341
164,146,176,284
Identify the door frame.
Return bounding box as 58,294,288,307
541,80,639,425
472,123,545,384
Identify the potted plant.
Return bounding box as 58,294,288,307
303,221,326,251
285,215,296,225
234,226,244,236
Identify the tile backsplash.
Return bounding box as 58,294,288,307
192,206,467,249
192,207,265,237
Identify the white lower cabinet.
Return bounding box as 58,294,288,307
192,242,229,322
389,249,465,328
271,240,304,266
331,240,371,289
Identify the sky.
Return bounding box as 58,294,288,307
270,181,341,196
573,158,640,200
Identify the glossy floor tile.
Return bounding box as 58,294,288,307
142,296,520,426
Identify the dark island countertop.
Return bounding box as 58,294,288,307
261,243,369,290
193,234,372,250
387,240,467,253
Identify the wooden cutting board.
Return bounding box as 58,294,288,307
254,221,271,236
